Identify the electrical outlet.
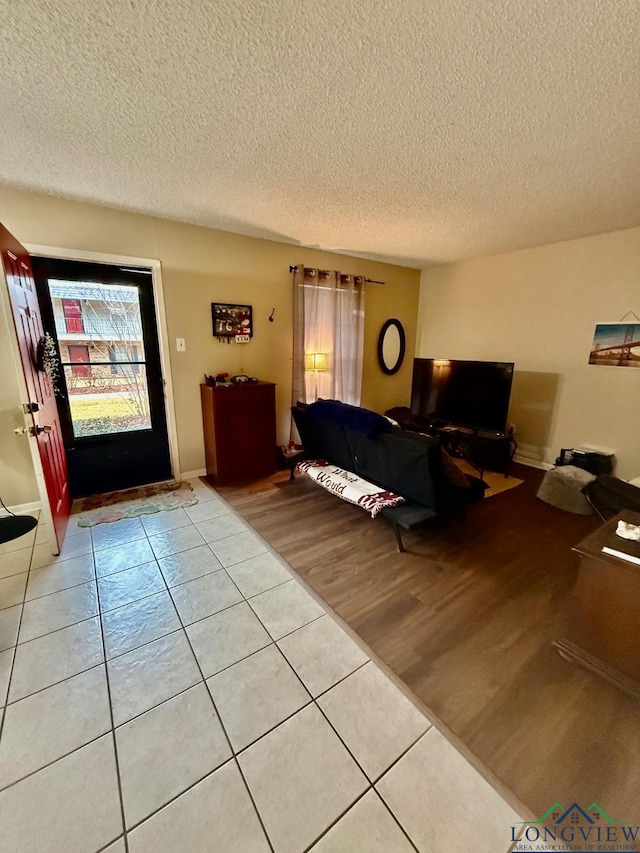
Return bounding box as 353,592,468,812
509,423,516,436
176,338,186,352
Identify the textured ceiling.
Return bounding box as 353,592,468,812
1,0,639,267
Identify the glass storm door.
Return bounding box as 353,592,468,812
32,257,172,497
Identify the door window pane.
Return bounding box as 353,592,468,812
63,368,152,437
51,280,151,438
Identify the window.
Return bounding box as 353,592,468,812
292,267,365,405
50,279,151,438
62,298,84,333
109,344,140,375
108,344,118,375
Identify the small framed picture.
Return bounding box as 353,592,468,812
589,322,640,367
211,303,253,338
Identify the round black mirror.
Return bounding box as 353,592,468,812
377,319,406,375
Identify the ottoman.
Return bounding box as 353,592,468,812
537,465,596,515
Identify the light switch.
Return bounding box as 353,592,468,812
176,338,186,352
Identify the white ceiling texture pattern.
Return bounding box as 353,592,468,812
1,0,639,267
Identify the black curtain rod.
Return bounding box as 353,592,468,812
289,265,384,285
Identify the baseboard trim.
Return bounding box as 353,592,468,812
513,455,551,471
181,468,207,480
6,500,42,514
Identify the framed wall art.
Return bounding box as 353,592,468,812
211,303,253,339
589,322,640,367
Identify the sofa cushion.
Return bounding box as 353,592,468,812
346,429,441,508
292,405,355,471
305,399,393,439
441,447,472,488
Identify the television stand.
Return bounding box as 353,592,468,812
439,427,516,478
384,408,516,477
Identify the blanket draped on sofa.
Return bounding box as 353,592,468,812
297,459,405,517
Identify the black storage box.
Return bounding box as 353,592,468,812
555,448,613,476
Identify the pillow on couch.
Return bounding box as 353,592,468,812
440,447,472,488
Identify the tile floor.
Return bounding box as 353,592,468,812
0,478,524,853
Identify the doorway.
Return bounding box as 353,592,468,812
32,257,173,497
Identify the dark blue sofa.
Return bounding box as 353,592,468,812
292,400,486,550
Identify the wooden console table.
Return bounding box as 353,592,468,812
555,510,640,699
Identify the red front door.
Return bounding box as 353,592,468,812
0,223,70,550
68,345,91,378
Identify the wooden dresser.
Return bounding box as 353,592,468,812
200,382,277,486
555,510,640,699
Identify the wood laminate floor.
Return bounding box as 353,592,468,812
220,463,640,820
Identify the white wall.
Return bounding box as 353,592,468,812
418,226,640,479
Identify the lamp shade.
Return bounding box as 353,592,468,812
305,352,328,371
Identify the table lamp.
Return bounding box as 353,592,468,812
304,352,328,400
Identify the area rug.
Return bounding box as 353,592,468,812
76,480,199,527
456,459,523,498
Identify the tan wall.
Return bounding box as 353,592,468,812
0,186,420,504
418,226,640,478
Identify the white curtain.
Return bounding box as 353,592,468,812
292,266,365,406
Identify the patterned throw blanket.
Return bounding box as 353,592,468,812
297,460,405,518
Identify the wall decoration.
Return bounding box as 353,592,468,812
35,332,63,393
377,319,406,375
589,323,640,367
211,303,253,341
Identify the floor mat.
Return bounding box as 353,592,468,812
75,480,199,527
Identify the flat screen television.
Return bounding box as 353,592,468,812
410,358,515,435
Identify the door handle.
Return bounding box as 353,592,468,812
14,425,52,437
